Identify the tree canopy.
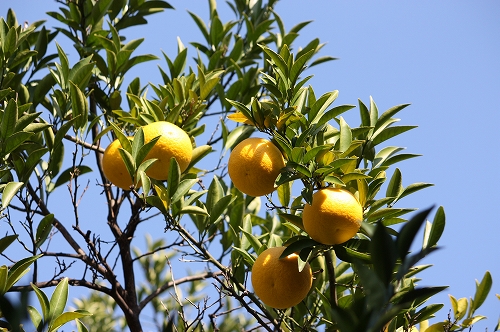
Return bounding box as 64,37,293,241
0,1,497,331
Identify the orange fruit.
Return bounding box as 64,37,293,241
141,121,193,180
227,137,285,196
102,138,135,190
302,188,363,245
251,246,313,309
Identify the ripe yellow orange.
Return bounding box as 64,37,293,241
141,121,193,180
102,138,135,190
302,188,363,245
227,137,285,196
251,246,313,309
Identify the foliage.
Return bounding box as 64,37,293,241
0,237,88,331
0,0,495,331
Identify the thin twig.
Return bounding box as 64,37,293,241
138,271,223,311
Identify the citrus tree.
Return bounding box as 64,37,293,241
0,0,496,331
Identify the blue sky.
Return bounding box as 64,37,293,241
3,0,500,330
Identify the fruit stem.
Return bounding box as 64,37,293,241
324,249,338,306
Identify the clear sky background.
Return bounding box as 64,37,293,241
2,0,500,330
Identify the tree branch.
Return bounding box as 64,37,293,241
138,271,223,311
9,278,112,295
63,134,104,154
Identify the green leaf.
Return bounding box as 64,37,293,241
370,222,397,285
395,182,434,203
232,247,256,266
424,322,447,332
463,315,487,327
69,81,88,130
55,43,69,89
108,122,132,153
200,76,220,100
27,305,43,331
396,207,433,259
324,175,345,187
280,238,319,260
386,168,403,198
309,90,339,124
166,158,181,202
383,153,421,167
90,0,112,26
35,214,54,249
210,195,234,224
76,318,90,332
369,96,379,128
372,125,418,146
31,282,50,321
226,99,252,123
118,148,135,181
341,172,371,185
450,295,468,321
373,103,411,134
4,131,34,154
53,166,93,189
277,181,292,207
170,179,198,205
48,277,69,326
68,56,94,90
187,145,212,170
260,45,288,78
397,286,448,306
290,49,314,84
1,99,17,140
316,105,356,127
223,125,254,150
338,117,352,152
135,136,160,169
52,117,79,153
179,205,209,216
472,271,492,312
279,213,304,231
49,310,92,332
415,303,445,324
423,206,445,249
373,146,405,168
3,26,18,55
241,228,263,253
358,99,370,127
6,254,42,290
0,266,7,295
1,181,23,210
0,234,17,254
136,169,150,194
128,126,142,158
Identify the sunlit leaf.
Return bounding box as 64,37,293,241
472,271,492,311
227,112,254,125
31,282,50,321
1,181,23,210
49,310,92,332
48,277,69,325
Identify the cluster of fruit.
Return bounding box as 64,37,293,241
102,121,193,190
228,137,363,309
104,129,363,310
